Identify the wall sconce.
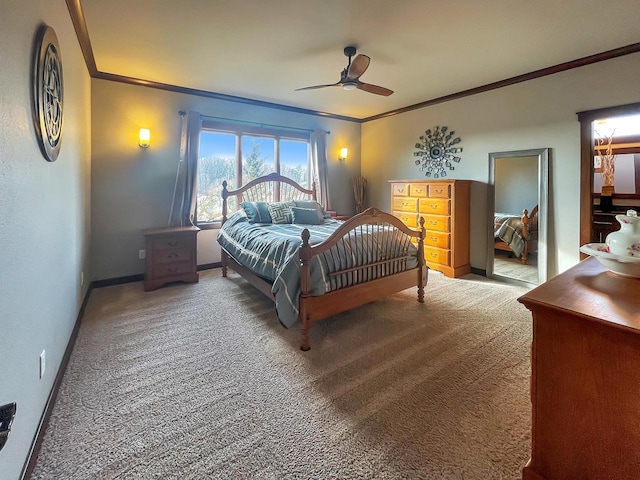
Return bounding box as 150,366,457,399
139,128,151,148
338,147,348,162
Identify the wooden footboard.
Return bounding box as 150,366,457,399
495,205,539,265
219,173,426,351
298,207,426,350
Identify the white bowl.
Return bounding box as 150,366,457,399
580,243,640,278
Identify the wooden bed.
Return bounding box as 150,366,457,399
219,173,427,350
494,205,538,265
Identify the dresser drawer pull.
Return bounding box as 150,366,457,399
397,187,405,193
167,241,178,247
434,189,443,195
167,252,179,258
428,252,438,259
429,220,438,225
402,202,409,206
167,266,179,273
429,236,438,242
430,204,438,209
414,188,424,194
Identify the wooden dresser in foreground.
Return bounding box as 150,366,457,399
143,226,200,291
389,179,470,278
518,257,640,480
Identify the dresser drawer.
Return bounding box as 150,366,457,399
150,236,193,250
424,231,450,249
393,211,418,227
409,184,428,197
419,199,451,215
393,197,419,212
153,247,192,264
153,261,194,277
423,214,450,232
391,183,411,197
428,184,451,198
424,246,450,266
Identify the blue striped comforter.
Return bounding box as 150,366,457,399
217,211,418,328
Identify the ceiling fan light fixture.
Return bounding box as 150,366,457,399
342,82,357,91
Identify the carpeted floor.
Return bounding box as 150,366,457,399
494,252,538,284
31,269,533,479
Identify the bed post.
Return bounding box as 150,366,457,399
221,180,229,277
521,208,530,265
299,228,312,351
417,217,426,303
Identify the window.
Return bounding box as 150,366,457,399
196,122,310,225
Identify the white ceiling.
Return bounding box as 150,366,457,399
81,0,640,120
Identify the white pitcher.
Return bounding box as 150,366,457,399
606,209,640,257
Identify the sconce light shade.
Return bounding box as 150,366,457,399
339,147,348,162
139,128,151,148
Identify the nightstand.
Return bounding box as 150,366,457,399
143,226,200,291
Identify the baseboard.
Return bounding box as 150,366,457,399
92,273,144,288
198,262,221,271
471,267,487,276
20,285,93,480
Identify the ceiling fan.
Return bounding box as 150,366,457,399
296,46,393,96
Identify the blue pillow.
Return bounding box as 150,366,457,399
294,200,331,219
241,201,272,223
291,206,324,225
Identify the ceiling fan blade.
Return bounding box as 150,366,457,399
356,82,394,96
346,54,370,80
295,83,341,91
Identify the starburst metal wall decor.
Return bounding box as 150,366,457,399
413,126,463,178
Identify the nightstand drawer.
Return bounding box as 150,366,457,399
424,231,450,249
423,215,450,232
428,184,451,198
393,197,419,212
153,261,194,277
153,248,192,263
150,237,192,250
419,199,450,215
393,211,418,227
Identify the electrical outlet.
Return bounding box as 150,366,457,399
39,350,46,379
139,249,146,260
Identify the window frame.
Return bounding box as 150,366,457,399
196,120,311,229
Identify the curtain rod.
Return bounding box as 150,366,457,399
178,111,330,134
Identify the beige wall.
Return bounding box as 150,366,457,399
0,1,91,478
91,80,361,280
362,53,640,276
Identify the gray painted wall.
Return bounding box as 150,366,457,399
362,53,640,277
0,1,91,478
90,80,362,280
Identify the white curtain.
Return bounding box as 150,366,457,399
310,129,331,210
168,110,202,227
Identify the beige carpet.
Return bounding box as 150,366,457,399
494,252,538,284
31,269,533,479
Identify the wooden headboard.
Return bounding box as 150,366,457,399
221,172,317,223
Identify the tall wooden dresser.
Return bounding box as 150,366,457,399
518,257,640,480
389,179,470,278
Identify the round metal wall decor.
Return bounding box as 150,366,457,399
33,25,64,162
413,126,462,178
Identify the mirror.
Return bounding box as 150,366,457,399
487,148,549,285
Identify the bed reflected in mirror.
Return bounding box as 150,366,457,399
487,148,549,285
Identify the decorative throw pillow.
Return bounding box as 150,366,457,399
241,201,272,223
294,200,331,219
291,206,324,225
267,201,295,224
